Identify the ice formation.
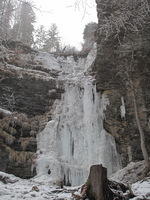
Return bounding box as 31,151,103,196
36,47,121,186
120,97,126,119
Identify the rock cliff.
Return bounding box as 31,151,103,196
0,41,64,178
93,0,150,167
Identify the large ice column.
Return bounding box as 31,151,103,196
36,76,120,186
56,79,120,185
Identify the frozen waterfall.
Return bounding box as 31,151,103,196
36,47,121,186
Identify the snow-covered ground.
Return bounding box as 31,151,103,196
131,177,150,200
110,161,150,199
0,171,78,200
0,171,150,200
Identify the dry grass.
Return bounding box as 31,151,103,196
0,128,15,145
19,137,31,151
7,147,34,163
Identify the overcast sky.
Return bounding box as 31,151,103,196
32,0,97,49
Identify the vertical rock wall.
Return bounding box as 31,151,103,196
94,0,150,166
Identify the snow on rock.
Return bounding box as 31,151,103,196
0,171,20,181
110,161,146,185
36,46,121,186
131,177,150,200
0,108,12,115
35,51,61,70
1,63,55,81
83,43,97,72
111,161,150,199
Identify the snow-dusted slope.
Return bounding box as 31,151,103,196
36,47,121,186
0,170,149,200
35,51,61,70
0,171,75,200
131,178,150,200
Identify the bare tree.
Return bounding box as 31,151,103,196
131,83,150,172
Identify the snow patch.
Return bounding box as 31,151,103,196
35,51,61,70
131,178,150,200
0,108,12,115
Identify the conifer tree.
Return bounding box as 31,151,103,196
0,0,14,40
82,22,97,52
34,25,47,50
11,1,35,46
43,23,60,53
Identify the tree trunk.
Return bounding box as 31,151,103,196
131,86,150,172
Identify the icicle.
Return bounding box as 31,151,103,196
120,97,126,119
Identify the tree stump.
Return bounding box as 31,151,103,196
86,165,108,200
72,165,133,200
85,165,133,200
